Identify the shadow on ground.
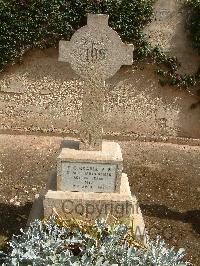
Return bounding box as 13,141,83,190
141,204,200,235
0,202,32,251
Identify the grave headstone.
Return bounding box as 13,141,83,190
59,14,133,151
29,14,145,241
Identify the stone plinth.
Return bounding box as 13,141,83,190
42,173,145,240
45,173,130,220
28,141,146,241
57,141,123,193
28,173,145,241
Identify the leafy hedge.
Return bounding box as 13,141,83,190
0,216,190,265
186,0,200,55
0,0,200,94
133,0,200,92
0,0,154,70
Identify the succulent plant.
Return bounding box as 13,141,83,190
0,216,190,265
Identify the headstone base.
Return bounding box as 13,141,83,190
28,173,146,241
28,140,145,241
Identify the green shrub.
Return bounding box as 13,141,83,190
0,216,190,265
0,0,200,91
0,0,154,71
186,0,200,55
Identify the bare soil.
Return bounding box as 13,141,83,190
0,133,199,265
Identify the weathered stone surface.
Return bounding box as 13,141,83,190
145,0,184,51
59,14,133,81
45,174,134,220
0,5,200,139
79,81,105,151
60,162,117,193
144,0,199,74
0,57,200,139
59,14,134,151
57,141,123,193
0,76,26,94
27,194,44,226
28,173,145,240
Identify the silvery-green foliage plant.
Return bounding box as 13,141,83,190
0,216,191,266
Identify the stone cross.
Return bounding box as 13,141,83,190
59,14,134,151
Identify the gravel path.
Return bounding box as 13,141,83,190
0,133,199,265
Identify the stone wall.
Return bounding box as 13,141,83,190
0,0,200,140
144,0,199,74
